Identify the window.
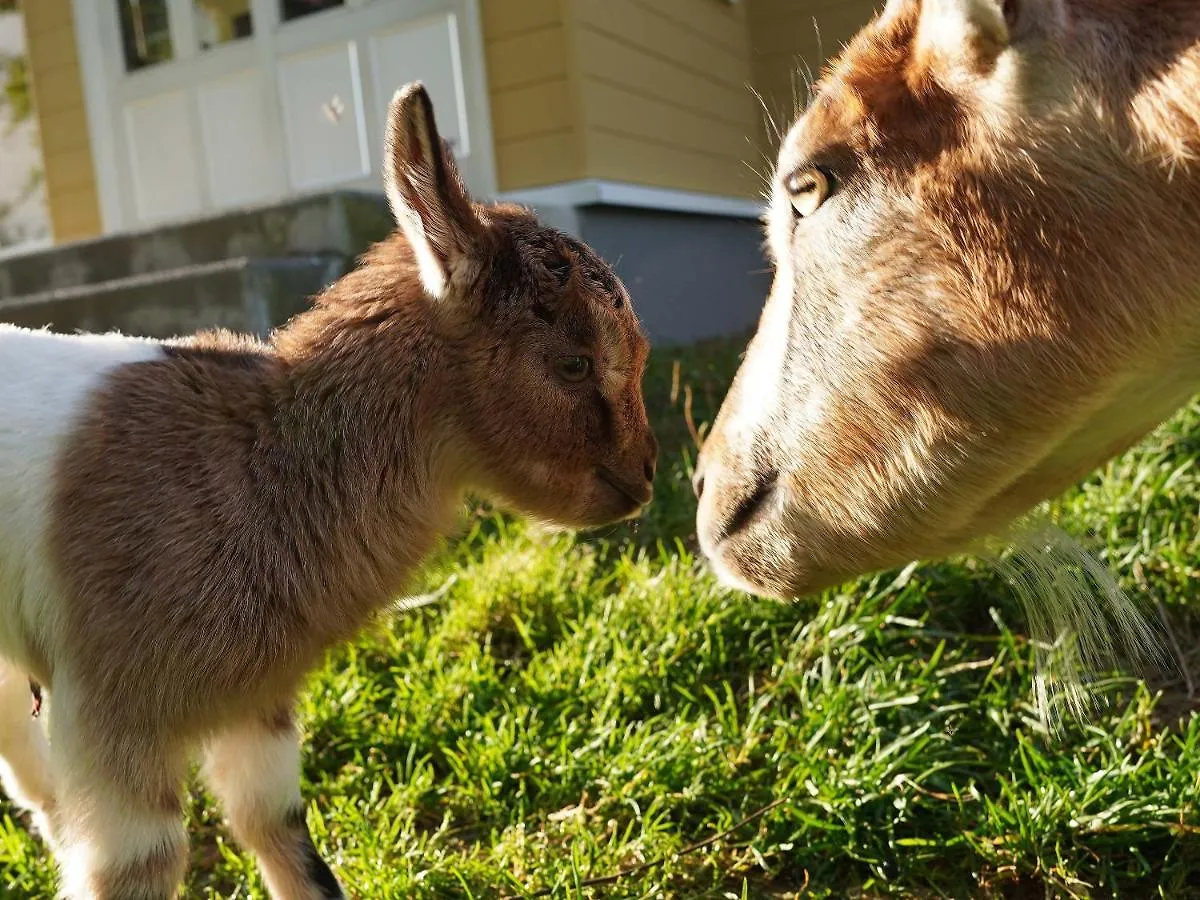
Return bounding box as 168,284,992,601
118,0,174,71
194,1,254,49
281,0,344,23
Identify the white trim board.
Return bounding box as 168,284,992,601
71,0,122,234
498,180,765,220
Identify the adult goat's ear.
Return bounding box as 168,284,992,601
919,0,1011,69
384,82,484,299
917,0,1065,70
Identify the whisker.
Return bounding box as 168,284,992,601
982,520,1171,731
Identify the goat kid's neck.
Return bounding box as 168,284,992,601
262,294,473,627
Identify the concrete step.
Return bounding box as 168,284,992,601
0,254,347,340
0,190,392,300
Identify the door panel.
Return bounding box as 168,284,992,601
124,90,204,223
277,42,369,191
370,13,467,157
197,68,284,208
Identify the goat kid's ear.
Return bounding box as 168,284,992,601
384,82,484,300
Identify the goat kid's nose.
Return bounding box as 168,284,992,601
692,462,706,500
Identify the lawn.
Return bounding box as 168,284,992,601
1,336,1198,898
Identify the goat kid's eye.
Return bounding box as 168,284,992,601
785,167,833,218
554,355,593,383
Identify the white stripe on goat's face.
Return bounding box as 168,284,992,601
695,0,1200,599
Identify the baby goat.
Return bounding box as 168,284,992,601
0,83,657,899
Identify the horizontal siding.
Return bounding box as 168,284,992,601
580,80,752,161
573,25,750,131
28,59,85,115
480,0,562,41
749,0,882,156
485,23,570,91
645,0,754,56
23,0,102,243
42,145,94,193
585,128,756,198
494,132,580,189
482,0,584,190
752,2,878,57
574,0,751,94
489,79,574,144
19,0,74,36
570,0,760,199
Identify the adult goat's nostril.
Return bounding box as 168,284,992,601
721,470,777,541
644,458,656,483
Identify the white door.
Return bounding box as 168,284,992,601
73,0,496,233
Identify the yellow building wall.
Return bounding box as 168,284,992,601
568,0,760,199
748,0,882,156
480,0,583,191
21,0,863,240
20,0,102,242
483,0,885,199
481,0,763,199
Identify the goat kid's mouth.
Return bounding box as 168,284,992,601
596,466,653,512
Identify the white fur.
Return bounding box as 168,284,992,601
46,681,189,898
725,226,795,452
0,325,164,678
0,661,55,843
0,326,174,897
203,722,303,829
58,799,186,900
921,0,1009,52
57,798,185,885
385,87,452,300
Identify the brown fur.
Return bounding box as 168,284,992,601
52,222,651,751
696,0,1200,597
32,83,654,898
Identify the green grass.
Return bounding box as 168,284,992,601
3,336,1199,898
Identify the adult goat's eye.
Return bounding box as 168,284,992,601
784,167,833,218
554,355,592,383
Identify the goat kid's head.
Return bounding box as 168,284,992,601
384,83,657,528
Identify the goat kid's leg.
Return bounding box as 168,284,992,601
0,662,57,845
48,697,188,900
203,709,344,900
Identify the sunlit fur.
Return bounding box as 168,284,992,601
695,0,1199,708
